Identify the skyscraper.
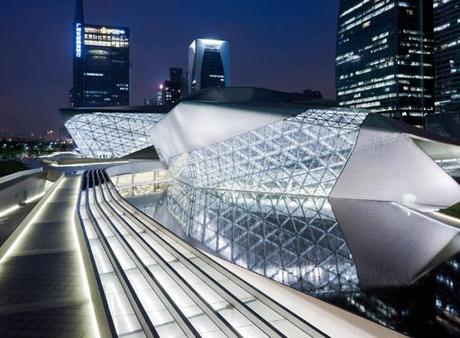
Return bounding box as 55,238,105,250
336,0,434,126
70,0,130,107
433,0,460,113
188,39,230,93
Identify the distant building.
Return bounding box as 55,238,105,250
147,85,166,106
336,0,434,126
188,39,230,93
145,68,186,106
164,68,185,105
70,0,130,107
433,0,460,113
302,89,323,100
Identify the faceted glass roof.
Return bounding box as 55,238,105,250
170,108,369,197
65,112,164,158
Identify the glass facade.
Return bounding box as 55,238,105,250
158,108,368,295
188,39,231,92
434,0,460,113
200,49,226,89
64,112,164,158
71,1,130,107
166,181,359,295
336,0,434,126
170,108,368,196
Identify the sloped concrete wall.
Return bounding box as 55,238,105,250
0,172,48,213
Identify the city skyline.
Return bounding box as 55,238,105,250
0,0,339,134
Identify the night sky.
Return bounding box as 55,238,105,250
0,0,339,134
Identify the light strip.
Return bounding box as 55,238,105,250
0,176,101,336
40,151,81,159
71,178,101,338
50,160,130,168
0,191,46,219
0,177,66,264
391,202,459,228
23,191,46,204
432,211,460,226
0,205,20,219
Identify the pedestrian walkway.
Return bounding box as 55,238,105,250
0,175,98,338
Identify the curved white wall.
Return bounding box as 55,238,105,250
331,128,460,207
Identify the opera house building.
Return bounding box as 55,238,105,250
1,88,459,337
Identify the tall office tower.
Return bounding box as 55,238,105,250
70,0,130,107
188,39,231,93
336,0,434,126
434,0,460,113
